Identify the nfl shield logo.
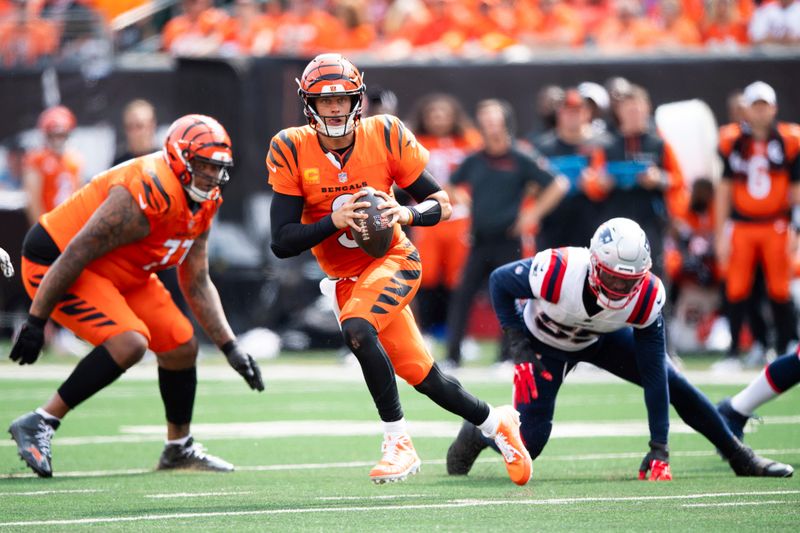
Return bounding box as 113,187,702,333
338,172,348,183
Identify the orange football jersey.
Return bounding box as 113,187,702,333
267,115,429,278
25,147,81,212
40,152,220,289
719,122,800,221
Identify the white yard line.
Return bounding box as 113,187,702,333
0,362,766,385
2,449,800,480
0,489,103,496
0,491,797,528
144,491,252,499
2,415,797,449
316,494,427,501
682,500,791,508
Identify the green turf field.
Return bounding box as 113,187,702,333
0,354,798,532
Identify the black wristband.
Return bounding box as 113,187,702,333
405,199,442,227
220,340,237,356
27,314,47,329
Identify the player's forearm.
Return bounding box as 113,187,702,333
634,318,670,445
270,216,338,258
180,271,235,347
28,248,91,318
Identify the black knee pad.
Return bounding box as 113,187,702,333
341,318,378,353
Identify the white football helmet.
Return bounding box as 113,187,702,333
588,217,652,309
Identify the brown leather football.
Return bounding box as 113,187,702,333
352,187,393,258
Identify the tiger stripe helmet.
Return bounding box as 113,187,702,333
296,53,366,137
164,114,233,203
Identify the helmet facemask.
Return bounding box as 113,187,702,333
588,254,647,309
174,145,231,203
587,217,652,310
303,94,362,138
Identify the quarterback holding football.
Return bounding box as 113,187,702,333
268,53,532,485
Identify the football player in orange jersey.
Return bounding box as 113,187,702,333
22,105,82,226
7,114,264,478
714,81,800,370
268,53,532,485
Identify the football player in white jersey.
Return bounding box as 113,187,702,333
447,218,794,480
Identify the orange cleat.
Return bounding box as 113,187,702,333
493,405,532,486
369,433,421,484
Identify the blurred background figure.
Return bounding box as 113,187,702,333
161,0,229,56
578,81,611,136
406,93,481,344
748,0,800,46
364,84,399,117
23,105,81,226
702,0,750,50
444,99,567,368
0,0,57,68
664,177,723,353
603,84,687,278
220,0,276,57
714,81,800,371
0,136,25,191
527,84,565,144
535,87,610,252
113,99,158,166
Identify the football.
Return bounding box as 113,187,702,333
352,187,393,258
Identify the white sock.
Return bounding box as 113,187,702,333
382,418,407,436
166,435,192,447
477,406,500,438
731,370,778,416
35,408,60,423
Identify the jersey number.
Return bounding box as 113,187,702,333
143,239,194,271
331,193,359,249
535,312,601,344
746,155,771,199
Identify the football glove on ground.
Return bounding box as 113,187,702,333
222,341,265,392
639,440,672,481
505,327,552,404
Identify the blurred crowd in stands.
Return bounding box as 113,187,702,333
1,0,800,68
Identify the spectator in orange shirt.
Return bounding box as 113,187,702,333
653,0,702,49
0,1,57,67
23,106,82,226
470,0,536,53
702,0,749,49
405,0,476,52
332,0,377,53
220,0,276,56
594,0,660,51
522,0,585,48
272,0,341,56
568,0,614,36
161,0,229,56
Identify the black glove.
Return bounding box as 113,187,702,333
639,440,672,480
503,327,552,376
221,340,265,391
9,314,47,365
